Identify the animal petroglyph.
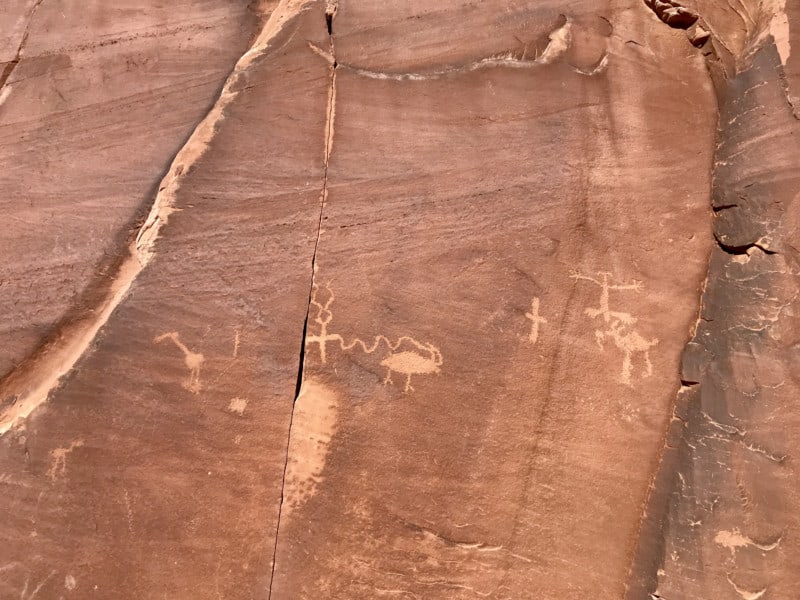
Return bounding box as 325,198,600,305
47,439,84,481
380,340,443,392
525,297,547,344
715,529,782,555
595,320,658,386
305,283,443,393
571,271,658,386
154,332,204,393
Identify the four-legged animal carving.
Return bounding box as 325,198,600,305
596,319,659,386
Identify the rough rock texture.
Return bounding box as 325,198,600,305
0,1,797,599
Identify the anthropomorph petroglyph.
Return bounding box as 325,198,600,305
571,271,658,386
154,332,204,393
47,439,84,481
304,283,343,364
305,283,443,393
570,271,641,324
525,296,547,344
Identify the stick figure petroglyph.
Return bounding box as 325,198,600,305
154,332,204,393
47,440,84,481
305,283,443,393
304,283,344,364
525,297,547,344
572,270,658,386
570,271,641,324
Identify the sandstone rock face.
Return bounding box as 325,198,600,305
0,1,797,599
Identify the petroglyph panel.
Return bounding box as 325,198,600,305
305,282,443,393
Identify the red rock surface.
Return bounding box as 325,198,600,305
0,1,798,599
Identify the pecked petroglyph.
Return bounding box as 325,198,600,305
726,574,767,600
233,327,241,358
305,283,442,393
525,297,547,345
47,439,84,481
595,320,659,385
571,271,659,386
380,339,443,393
715,529,782,555
154,332,204,393
571,271,642,324
304,282,342,364
228,397,248,416
282,380,338,519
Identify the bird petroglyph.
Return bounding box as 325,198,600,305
380,340,443,393
154,332,204,393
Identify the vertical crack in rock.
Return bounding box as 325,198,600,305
623,268,712,597
0,0,44,105
0,0,314,435
268,3,337,598
626,1,798,597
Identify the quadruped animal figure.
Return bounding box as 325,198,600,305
571,270,659,386
595,319,658,386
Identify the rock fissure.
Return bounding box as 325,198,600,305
267,4,337,598
0,0,44,102
627,0,797,597
716,239,777,255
